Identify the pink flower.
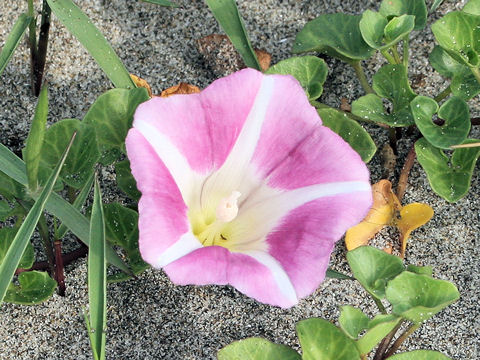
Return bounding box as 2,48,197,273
126,69,372,308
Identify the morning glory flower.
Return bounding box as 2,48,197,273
125,68,372,308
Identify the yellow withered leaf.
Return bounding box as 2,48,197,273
130,74,153,97
396,203,434,258
160,83,201,97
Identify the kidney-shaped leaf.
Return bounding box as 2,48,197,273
339,306,370,339
217,337,301,360
347,246,404,300
297,318,361,360
356,314,402,355
4,271,56,305
317,108,376,162
464,0,480,15
266,56,328,100
415,137,480,202
359,10,388,49
115,159,141,200
383,15,415,46
386,271,460,323
379,0,428,30
0,228,34,269
293,13,374,62
411,96,470,149
387,350,451,360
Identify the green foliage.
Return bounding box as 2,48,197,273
218,338,301,360
464,0,480,16
415,138,480,202
293,13,374,62
387,350,451,359
0,13,32,77
356,315,401,354
379,0,428,30
339,306,370,339
0,228,34,270
115,160,141,200
4,271,57,305
140,0,178,7
266,56,328,100
360,11,414,50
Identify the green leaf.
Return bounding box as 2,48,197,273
0,133,74,306
387,350,451,360
0,170,26,201
0,228,34,269
431,0,445,13
205,0,261,70
339,306,370,339
356,315,401,355
415,137,480,202
297,318,361,360
0,143,131,274
317,108,376,162
347,246,405,300
384,15,415,44
359,10,388,50
102,203,148,282
38,119,99,189
83,88,149,164
24,86,48,192
411,96,470,149
386,271,460,323
326,268,353,280
4,271,56,305
0,200,12,221
115,160,141,200
293,13,374,62
463,0,480,16
406,264,433,276
140,0,179,7
431,11,480,68
379,0,428,30
0,14,32,77
86,176,107,360
217,338,301,360
429,46,465,78
46,0,135,89
266,56,328,100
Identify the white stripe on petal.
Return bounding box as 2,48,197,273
155,232,203,268
243,250,298,305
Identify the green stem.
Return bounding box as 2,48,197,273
434,85,452,103
373,319,405,360
403,35,409,68
384,323,421,358
391,45,402,64
471,67,480,85
381,49,396,64
351,61,375,94
373,297,387,314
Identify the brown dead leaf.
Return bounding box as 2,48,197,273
340,98,351,112
130,74,152,97
254,49,271,71
396,203,434,258
160,83,201,98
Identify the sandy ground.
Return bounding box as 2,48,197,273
0,0,479,359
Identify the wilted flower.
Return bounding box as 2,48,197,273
126,69,372,308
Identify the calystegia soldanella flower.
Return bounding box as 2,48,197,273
126,68,372,308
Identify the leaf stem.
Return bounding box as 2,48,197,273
32,0,51,96
384,323,421,358
373,297,387,314
402,35,409,68
434,85,451,103
54,239,66,296
15,245,88,274
381,49,396,64
373,319,405,360
396,144,416,202
391,45,402,64
351,61,375,94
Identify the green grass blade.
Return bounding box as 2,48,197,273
25,86,48,192
140,0,179,7
46,0,135,89
205,0,260,70
0,13,32,77
0,143,131,274
0,133,76,306
86,176,107,360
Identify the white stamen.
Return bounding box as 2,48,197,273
216,191,241,223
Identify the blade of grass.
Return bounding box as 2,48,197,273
0,14,32,77
86,176,107,360
140,0,179,7
205,0,261,70
25,86,48,192
46,0,135,89
0,143,131,274
0,133,76,305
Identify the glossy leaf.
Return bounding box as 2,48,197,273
217,338,301,360
429,46,465,78
415,137,480,202
384,15,415,44
387,350,451,359
4,271,56,305
357,315,401,355
103,203,148,282
205,0,261,70
266,56,328,100
297,318,361,360
140,0,178,7
359,10,388,50
0,143,131,274
83,88,149,164
115,160,141,200
463,0,480,15
0,14,32,77
411,96,470,149
339,306,370,339
386,271,460,323
46,0,135,89
379,0,428,30
293,13,374,62
25,86,48,192
0,228,34,269
0,134,74,305
431,11,480,67
39,119,99,189
347,246,404,300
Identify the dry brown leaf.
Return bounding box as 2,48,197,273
254,49,271,71
396,203,434,258
160,83,201,98
130,74,153,97
340,98,351,112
